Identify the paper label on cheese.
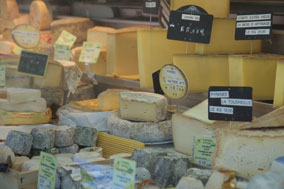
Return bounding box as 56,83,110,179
12,24,40,49
55,30,77,47
79,42,101,64
192,136,216,167
54,44,71,61
66,65,83,94
0,64,6,87
159,64,188,99
38,152,57,189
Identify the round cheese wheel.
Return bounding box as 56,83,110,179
29,1,52,30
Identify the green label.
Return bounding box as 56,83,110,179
54,44,71,61
192,136,216,167
38,152,57,189
79,42,101,63
55,30,77,47
0,64,6,87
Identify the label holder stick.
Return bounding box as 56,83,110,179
84,61,98,85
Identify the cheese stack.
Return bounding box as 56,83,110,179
107,91,173,143
0,88,51,125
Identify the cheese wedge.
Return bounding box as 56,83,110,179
195,18,261,54
274,59,284,108
0,0,20,20
212,128,284,178
29,0,52,30
87,26,116,49
173,54,229,93
170,0,229,18
0,98,47,112
138,28,194,88
229,54,284,100
98,89,129,111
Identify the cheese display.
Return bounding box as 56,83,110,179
29,0,52,30
7,88,41,104
71,46,107,75
98,89,129,111
194,18,262,55
0,0,20,20
0,98,47,112
107,111,172,143
173,54,229,93
274,59,284,108
170,0,229,18
212,128,284,178
119,91,168,122
229,54,284,100
87,26,116,49
137,28,193,88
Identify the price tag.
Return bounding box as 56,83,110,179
235,13,272,40
112,158,136,189
143,0,160,14
192,136,216,167
208,86,253,122
0,64,6,87
66,65,83,94
159,64,188,99
167,6,213,44
79,42,101,64
38,152,57,189
12,24,40,49
55,30,77,47
54,44,70,61
17,50,49,78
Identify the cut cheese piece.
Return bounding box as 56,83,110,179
274,59,284,108
0,41,15,55
69,99,99,112
98,89,129,111
71,46,107,75
229,54,284,100
6,65,32,88
138,28,194,88
0,0,20,20
212,128,284,178
119,91,168,122
87,26,116,49
172,100,241,155
7,88,41,104
51,17,93,44
170,0,229,18
0,108,52,125
107,112,172,143
173,54,229,93
239,106,284,129
29,0,52,30
0,98,46,112
106,26,148,76
195,18,261,54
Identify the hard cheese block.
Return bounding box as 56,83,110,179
98,89,129,111
7,88,41,104
170,0,229,18
29,0,52,30
0,0,20,20
119,91,168,122
212,128,284,178
51,17,93,44
137,28,194,88
87,26,116,49
274,59,284,108
0,98,47,112
195,18,261,54
229,54,284,100
173,54,229,93
71,46,107,75
0,108,52,125
107,112,172,143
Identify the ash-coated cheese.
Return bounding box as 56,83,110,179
5,130,33,156
55,126,76,148
58,144,79,154
0,98,46,112
119,92,168,122
75,126,98,147
7,88,41,104
107,112,172,143
31,128,55,150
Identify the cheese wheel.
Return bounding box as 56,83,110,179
29,1,52,30
0,0,20,20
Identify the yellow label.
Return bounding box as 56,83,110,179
79,42,101,63
54,44,70,61
159,64,188,99
12,24,40,49
55,30,77,47
12,44,22,55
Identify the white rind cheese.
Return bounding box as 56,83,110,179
107,111,172,143
119,92,168,122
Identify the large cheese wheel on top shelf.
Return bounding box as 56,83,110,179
0,0,20,20
29,0,52,30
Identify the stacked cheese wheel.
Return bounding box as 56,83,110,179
29,0,52,30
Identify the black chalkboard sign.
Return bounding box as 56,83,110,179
208,86,253,122
167,9,213,44
235,13,272,40
152,70,164,95
143,0,160,14
17,51,49,78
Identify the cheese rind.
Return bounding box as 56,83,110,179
7,88,41,104
0,98,46,112
119,92,168,122
274,60,284,108
98,89,129,111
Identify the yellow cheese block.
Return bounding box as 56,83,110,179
0,0,20,20
229,54,284,100
170,0,229,18
71,46,107,75
87,26,116,49
274,60,284,108
29,0,52,30
98,89,129,111
195,18,262,55
106,26,148,76
173,54,229,93
138,28,194,88
0,108,52,125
